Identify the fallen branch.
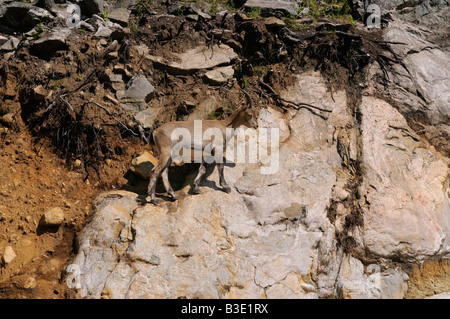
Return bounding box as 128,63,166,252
88,101,139,137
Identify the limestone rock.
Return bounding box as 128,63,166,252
1,113,14,127
359,96,450,262
0,2,52,34
0,35,7,46
66,69,450,299
134,107,160,129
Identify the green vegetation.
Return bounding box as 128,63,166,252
297,0,354,21
246,6,262,18
31,14,47,40
253,65,267,77
101,11,109,21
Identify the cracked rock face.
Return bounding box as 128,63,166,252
67,69,449,298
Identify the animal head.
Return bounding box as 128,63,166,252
231,106,258,129
242,107,258,129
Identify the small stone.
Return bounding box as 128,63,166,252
2,246,16,265
0,37,20,52
40,207,65,227
264,17,286,28
33,85,47,101
1,113,14,127
130,151,158,179
122,76,155,102
24,277,37,289
204,66,234,85
94,25,113,38
73,159,82,168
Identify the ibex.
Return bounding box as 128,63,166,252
147,92,257,204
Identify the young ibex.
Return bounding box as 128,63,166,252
147,92,257,204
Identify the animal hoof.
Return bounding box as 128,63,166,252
222,186,232,193
192,187,201,195
170,193,178,201
150,198,158,205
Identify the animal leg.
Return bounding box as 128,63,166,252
217,162,231,193
192,161,207,194
161,166,178,200
148,153,171,204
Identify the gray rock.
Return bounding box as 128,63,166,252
244,0,298,16
203,66,234,85
121,75,154,102
134,107,160,129
107,8,130,26
0,35,7,46
93,24,112,37
66,69,450,299
30,27,70,57
119,75,154,112
79,0,106,16
0,36,19,52
0,2,40,33
147,44,238,75
368,16,450,156
185,95,218,120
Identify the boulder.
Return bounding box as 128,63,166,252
67,71,344,298
33,84,47,101
264,16,286,28
134,107,160,129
